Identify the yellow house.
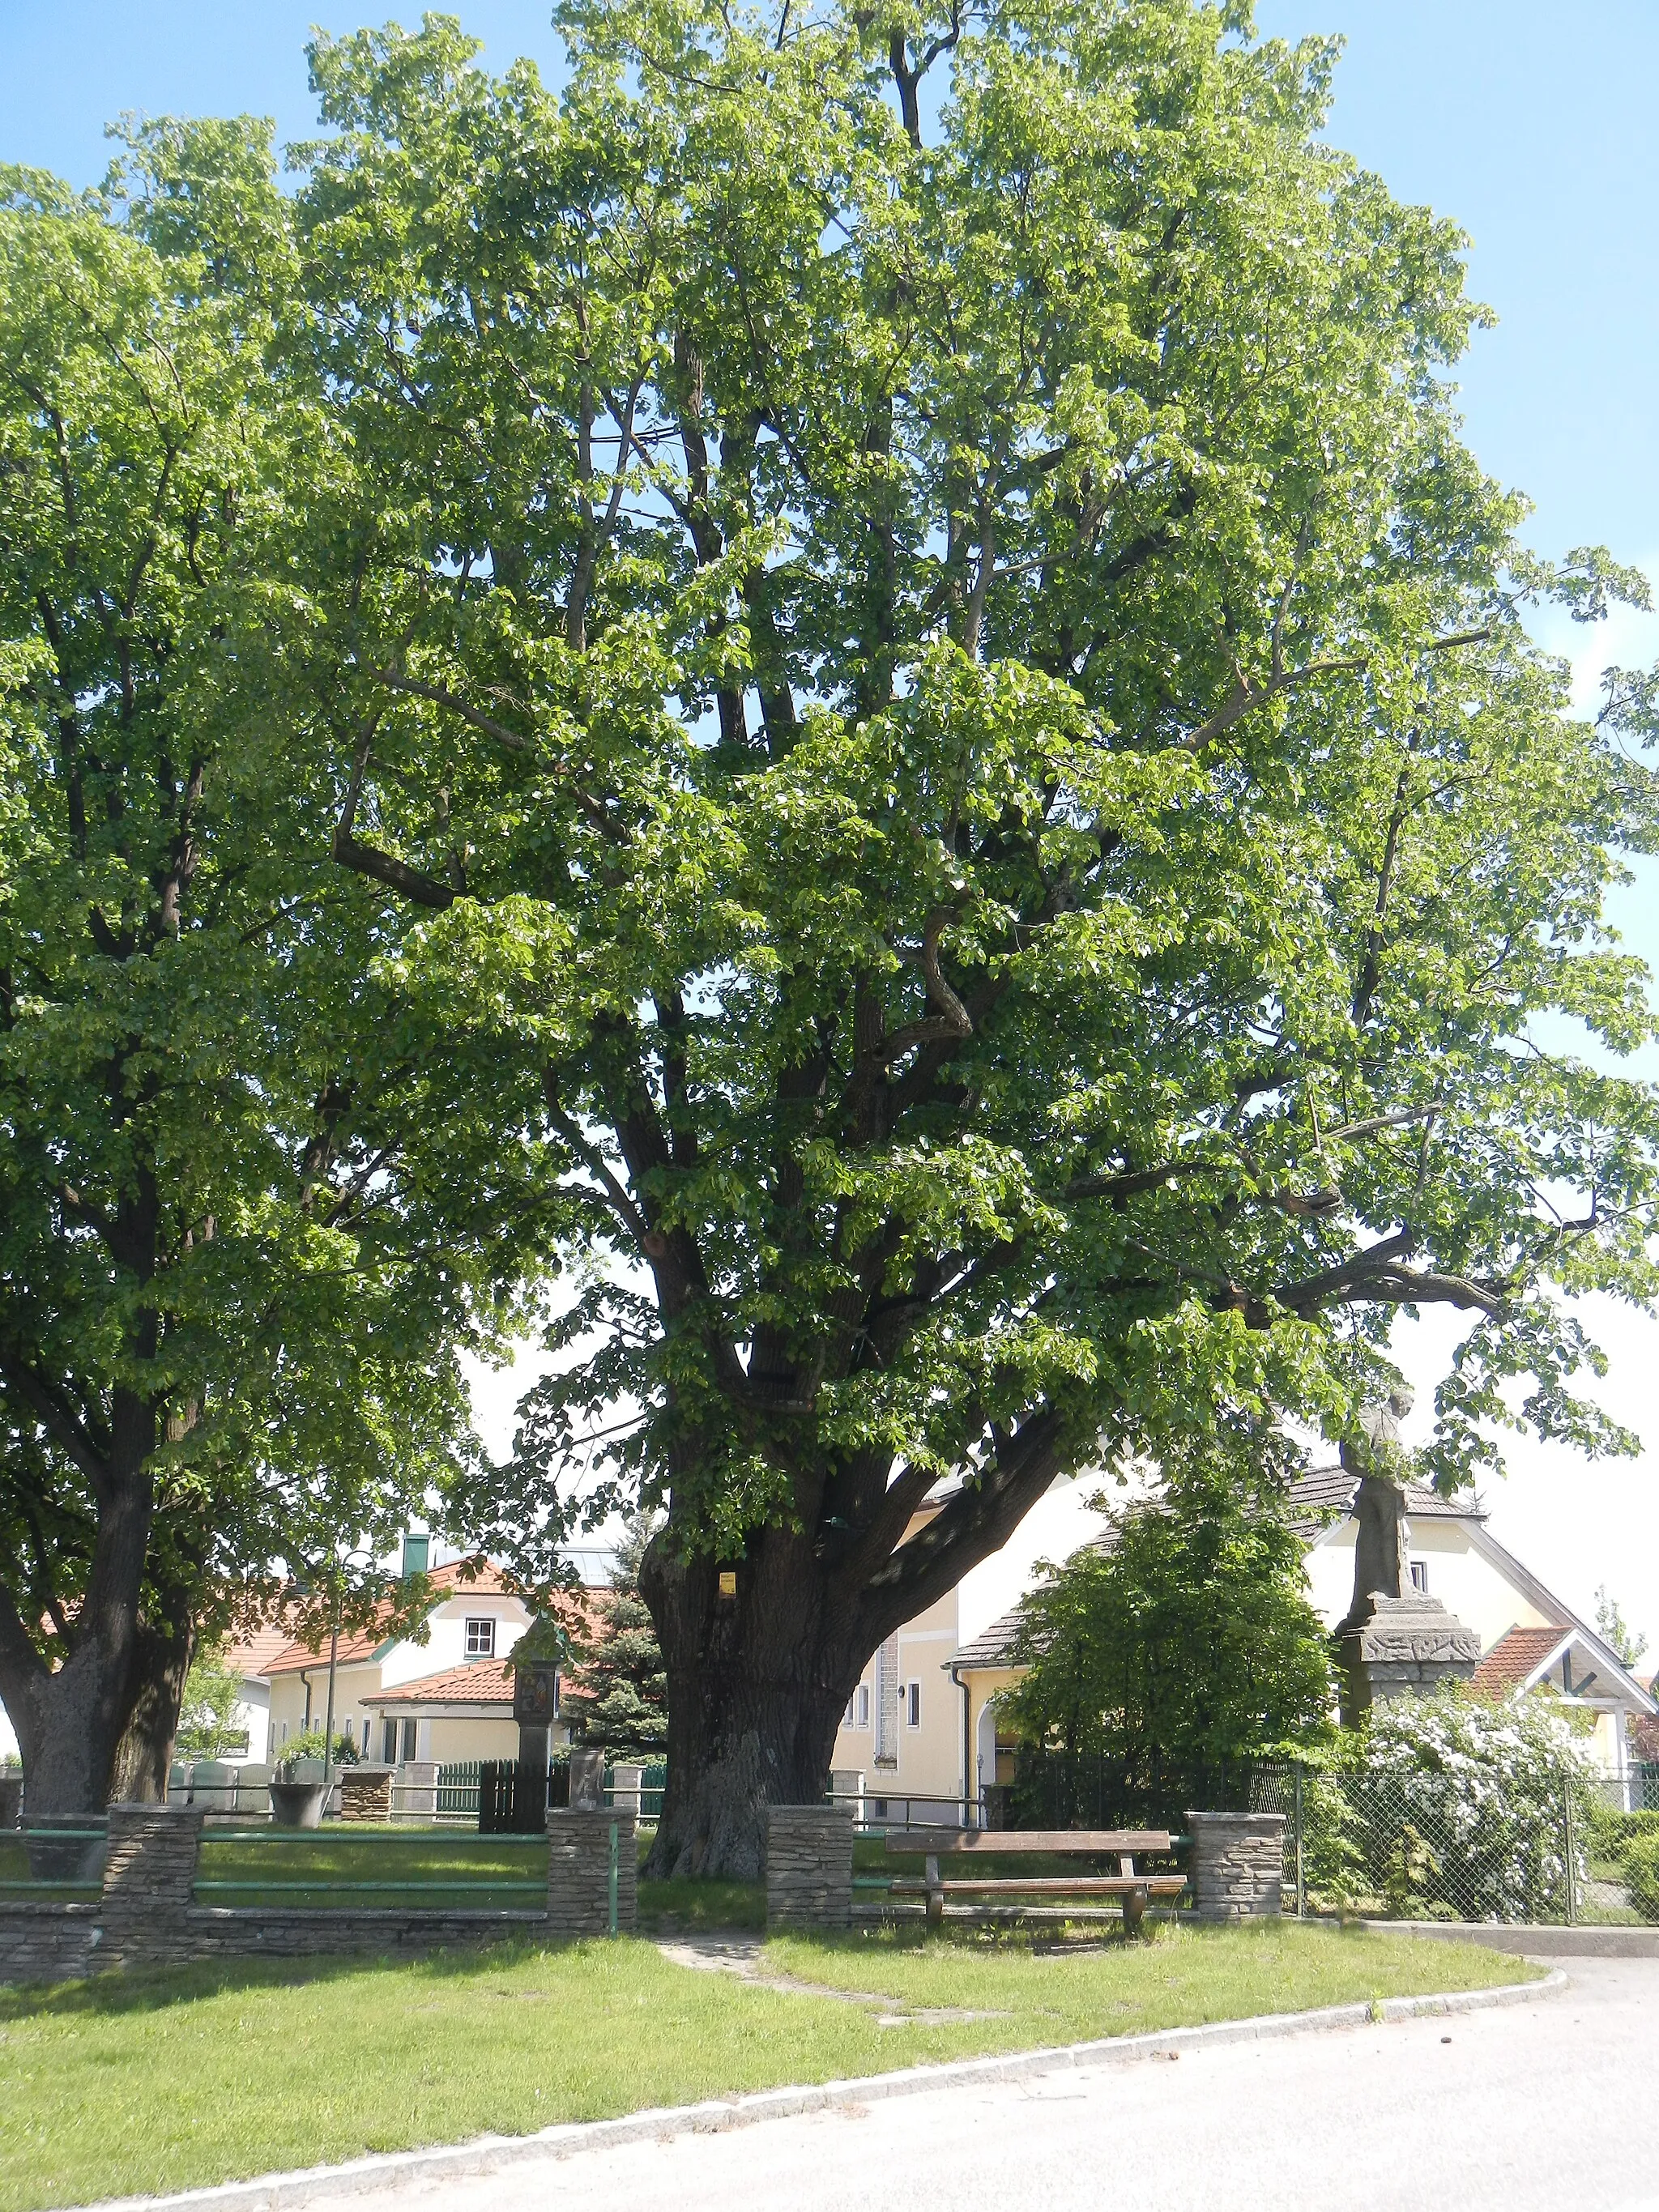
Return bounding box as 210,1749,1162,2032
827,1492,976,1822
945,1466,1658,1808
263,1558,536,1768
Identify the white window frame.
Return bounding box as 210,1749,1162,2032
906,1680,921,1728
844,1682,872,1729
464,1615,497,1657
1409,1560,1429,1594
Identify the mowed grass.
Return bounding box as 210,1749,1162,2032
763,1916,1534,2031
0,1923,1538,2212
192,1829,766,1926
194,1831,547,1912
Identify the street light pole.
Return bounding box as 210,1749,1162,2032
320,1580,342,1809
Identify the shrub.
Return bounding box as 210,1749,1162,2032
999,1441,1335,1783
1306,1686,1596,1922
1623,1832,1659,1923
1585,1804,1659,1868
277,1729,360,1771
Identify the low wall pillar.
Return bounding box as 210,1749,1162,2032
1186,1810,1285,1921
100,1802,205,1968
765,1805,854,1930
546,1808,637,1937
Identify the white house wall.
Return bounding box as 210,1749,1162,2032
377,1595,530,1687
1304,1517,1558,1650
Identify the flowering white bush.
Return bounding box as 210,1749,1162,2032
1315,1687,1596,1922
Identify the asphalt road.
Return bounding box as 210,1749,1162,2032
329,1957,1659,2212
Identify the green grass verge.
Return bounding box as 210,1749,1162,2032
194,1831,547,1912
0,1922,1537,2212
189,1830,767,1926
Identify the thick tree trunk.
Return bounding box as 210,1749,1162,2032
640,1524,868,1879
0,1394,157,1818
108,1613,195,1804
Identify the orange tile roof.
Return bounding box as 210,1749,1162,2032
361,1659,517,1709
261,1561,519,1676
224,1622,302,1678
1473,1626,1569,1696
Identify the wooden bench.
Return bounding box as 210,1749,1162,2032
885,1827,1186,1933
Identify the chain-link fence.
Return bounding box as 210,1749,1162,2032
1008,1748,1659,1926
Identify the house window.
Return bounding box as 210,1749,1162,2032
360,1718,372,1752
401,1718,418,1763
1410,1561,1429,1594
465,1617,496,1657
844,1683,871,1729
906,1681,921,1728
383,1720,399,1764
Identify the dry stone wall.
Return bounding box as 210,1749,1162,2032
1186,1810,1285,1920
546,1808,638,1936
766,1805,854,1929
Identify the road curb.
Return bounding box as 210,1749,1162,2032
1365,1919,1659,1959
79,1967,1564,2212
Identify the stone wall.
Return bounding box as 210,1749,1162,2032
339,1768,394,1822
765,1805,853,1929
1186,1810,1285,1921
546,1808,638,1937
0,1797,646,1984
100,1802,205,1968
0,1902,101,1984
171,1907,547,1962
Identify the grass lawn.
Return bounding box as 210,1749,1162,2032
0,1922,1537,2212
190,1830,769,1929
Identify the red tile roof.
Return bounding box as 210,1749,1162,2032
362,1659,517,1709
224,1621,304,1678
262,1561,520,1676
1472,1626,1569,1696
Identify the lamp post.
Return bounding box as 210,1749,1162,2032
309,1538,375,1814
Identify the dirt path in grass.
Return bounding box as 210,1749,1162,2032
653,1933,1009,2025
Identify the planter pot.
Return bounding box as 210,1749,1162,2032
25,1814,108,1884
270,1781,327,1830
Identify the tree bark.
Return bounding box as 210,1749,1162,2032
107,1610,195,1804
640,1524,869,1879
0,1391,158,1818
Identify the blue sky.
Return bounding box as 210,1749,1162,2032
5,1,1659,1648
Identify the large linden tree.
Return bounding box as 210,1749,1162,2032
250,1,1659,1873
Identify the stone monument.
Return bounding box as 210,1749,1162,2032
1334,1388,1479,1723
514,1656,560,1776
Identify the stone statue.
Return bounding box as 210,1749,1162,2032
1333,1386,1480,1720
1339,1388,1414,1626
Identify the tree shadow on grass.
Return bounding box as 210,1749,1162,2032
0,1932,636,2022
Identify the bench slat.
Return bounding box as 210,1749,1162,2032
885,1829,1171,1856
889,1876,1187,1898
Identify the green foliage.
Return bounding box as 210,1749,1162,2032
1585,1803,1659,1868
277,1729,360,1770
0,142,538,1792
260,0,1659,1634
1306,1687,1596,1922
175,1645,245,1761
561,1518,670,1753
1622,1831,1659,1923
10,0,1659,1822
1594,1587,1648,1669
998,1432,1334,1768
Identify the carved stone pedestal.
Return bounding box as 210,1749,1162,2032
1337,1593,1481,1724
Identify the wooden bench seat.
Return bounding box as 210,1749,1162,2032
885,1826,1183,1933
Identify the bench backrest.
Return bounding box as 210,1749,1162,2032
885,1827,1171,1856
